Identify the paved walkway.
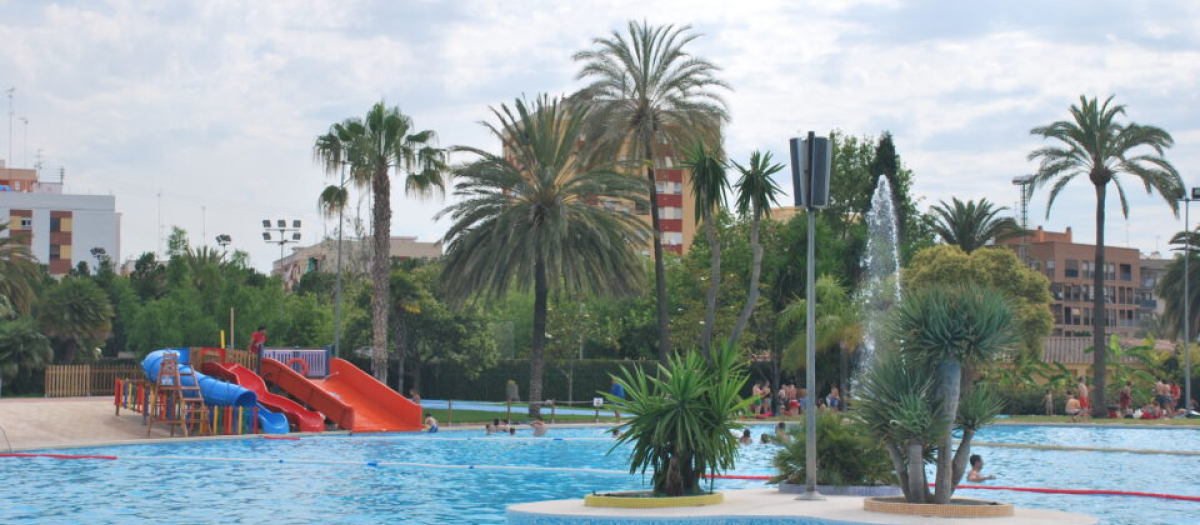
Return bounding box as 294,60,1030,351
0,396,181,451
508,489,1098,525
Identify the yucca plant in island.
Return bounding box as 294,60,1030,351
856,284,1014,504
605,342,753,497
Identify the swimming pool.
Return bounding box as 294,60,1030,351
3,424,1197,525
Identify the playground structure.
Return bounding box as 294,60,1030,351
114,347,423,436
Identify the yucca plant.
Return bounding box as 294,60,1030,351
857,284,1016,504
605,342,753,496
770,411,894,487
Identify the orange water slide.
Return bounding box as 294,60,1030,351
199,362,326,432
262,357,422,432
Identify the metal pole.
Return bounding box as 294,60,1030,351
334,164,346,359
798,131,823,501
1186,198,1192,413
279,236,286,318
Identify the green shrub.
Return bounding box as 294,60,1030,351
770,411,894,486
606,343,753,496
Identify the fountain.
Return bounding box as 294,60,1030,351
855,176,902,370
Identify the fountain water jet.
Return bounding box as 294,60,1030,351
854,176,902,372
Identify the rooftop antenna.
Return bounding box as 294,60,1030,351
1012,174,1035,265
5,87,13,169
18,117,27,168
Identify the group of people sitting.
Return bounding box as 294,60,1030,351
749,381,842,417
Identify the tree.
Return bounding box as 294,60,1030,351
129,252,166,301
0,296,52,395
929,198,1024,253
1157,250,1200,342
37,277,114,364
0,222,41,315
1029,94,1183,416
778,275,862,399
729,151,783,346
682,141,728,361
574,20,730,367
313,102,448,384
439,95,648,418
858,285,1015,504
905,245,1053,356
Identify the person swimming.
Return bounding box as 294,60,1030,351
424,413,438,433
531,417,548,437
966,454,995,482
739,429,752,445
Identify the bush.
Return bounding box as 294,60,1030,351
770,411,894,486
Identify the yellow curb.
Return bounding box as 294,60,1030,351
584,492,724,508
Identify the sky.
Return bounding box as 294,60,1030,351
2,0,1199,271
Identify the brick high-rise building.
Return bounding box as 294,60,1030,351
1000,227,1141,337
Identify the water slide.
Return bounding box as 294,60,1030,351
261,357,422,432
198,362,326,432
141,349,290,434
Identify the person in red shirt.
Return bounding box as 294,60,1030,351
249,326,267,372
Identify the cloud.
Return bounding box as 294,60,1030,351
1,0,1197,269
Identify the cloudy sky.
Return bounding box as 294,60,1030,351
2,0,1199,270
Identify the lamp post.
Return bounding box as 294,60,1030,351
333,163,348,359
215,234,232,252
1179,187,1199,413
263,219,302,317
790,131,832,501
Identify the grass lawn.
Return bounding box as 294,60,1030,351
999,414,1200,426
422,407,619,425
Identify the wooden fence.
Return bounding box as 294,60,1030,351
45,364,144,397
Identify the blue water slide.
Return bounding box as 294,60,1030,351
142,349,289,434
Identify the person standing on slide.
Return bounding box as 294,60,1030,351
249,326,267,373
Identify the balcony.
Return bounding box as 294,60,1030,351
1137,299,1158,309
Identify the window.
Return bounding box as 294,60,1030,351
1082,261,1093,279
1045,259,1055,279
659,207,683,220
50,217,61,233
663,232,683,245
1065,259,1079,278
1106,263,1116,281
49,244,61,260
1119,263,1132,281
1083,308,1091,326
19,217,31,229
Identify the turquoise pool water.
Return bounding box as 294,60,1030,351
3,424,1197,524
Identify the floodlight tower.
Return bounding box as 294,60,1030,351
1012,175,1035,265
263,219,302,316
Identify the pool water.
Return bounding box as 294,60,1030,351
3,424,1197,525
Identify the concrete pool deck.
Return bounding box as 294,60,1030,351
507,489,1098,525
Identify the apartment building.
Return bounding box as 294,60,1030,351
1001,227,1141,337
0,160,120,275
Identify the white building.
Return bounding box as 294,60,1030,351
0,191,121,275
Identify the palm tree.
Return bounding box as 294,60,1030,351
0,222,41,315
439,95,649,418
314,102,447,383
574,21,730,367
37,276,114,364
1029,94,1182,417
1158,251,1200,342
778,275,863,402
0,295,52,395
681,141,727,361
929,197,1024,253
729,151,783,346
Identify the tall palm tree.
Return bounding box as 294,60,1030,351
0,223,41,315
314,102,447,383
439,95,649,418
38,276,114,364
929,197,1024,253
681,141,727,361
729,151,783,346
1157,251,1200,342
574,21,730,367
1029,95,1182,417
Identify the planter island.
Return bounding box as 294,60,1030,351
506,489,1096,525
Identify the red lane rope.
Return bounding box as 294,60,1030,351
0,453,117,460
703,474,1200,502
